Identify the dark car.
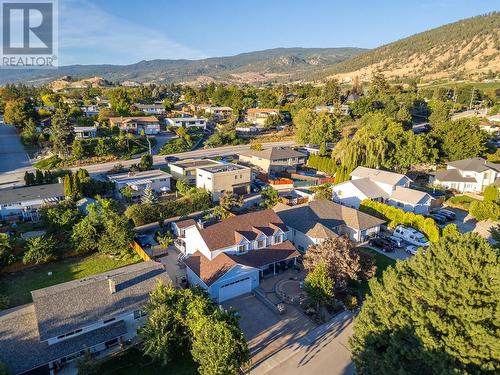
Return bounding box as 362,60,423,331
437,209,456,220
165,156,179,163
368,237,395,252
428,213,448,224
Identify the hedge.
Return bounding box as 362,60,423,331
307,154,337,175
359,199,440,243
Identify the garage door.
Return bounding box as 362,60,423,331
218,276,251,302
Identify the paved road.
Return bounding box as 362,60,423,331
0,125,32,176
249,311,355,375
0,140,295,188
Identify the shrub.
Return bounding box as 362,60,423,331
483,184,499,202
22,236,56,265
359,200,440,242
469,200,500,221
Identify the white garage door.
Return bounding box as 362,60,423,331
218,276,251,302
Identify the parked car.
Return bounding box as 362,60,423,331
165,156,179,163
437,209,456,220
384,235,405,248
393,225,430,247
405,244,418,255
368,237,395,252
428,213,448,224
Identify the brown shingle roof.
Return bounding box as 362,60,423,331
199,209,288,251
184,241,300,286
174,218,196,229
184,251,237,286
227,240,300,268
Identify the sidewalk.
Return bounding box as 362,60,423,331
248,310,355,375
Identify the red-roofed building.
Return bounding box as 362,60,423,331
179,210,300,302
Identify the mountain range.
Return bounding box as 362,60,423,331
2,12,499,86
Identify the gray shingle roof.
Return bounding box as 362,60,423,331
0,183,64,205
241,147,305,161
274,200,385,235
389,186,431,205
32,261,170,341
349,178,390,199
432,168,477,183
350,166,410,186
0,304,127,374
447,157,500,173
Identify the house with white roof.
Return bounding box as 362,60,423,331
204,106,233,120
180,210,300,302
133,103,166,115
332,166,433,214
164,117,207,129
430,157,500,193
108,169,172,201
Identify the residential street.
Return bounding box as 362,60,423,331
249,311,355,375
0,140,295,188
0,125,32,177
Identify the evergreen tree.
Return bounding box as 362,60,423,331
24,171,35,186
50,108,74,157
141,186,158,204
138,153,153,171
304,261,334,309
35,169,44,185
350,233,500,374
483,184,499,202
63,174,74,198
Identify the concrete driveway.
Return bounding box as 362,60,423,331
222,294,315,368
362,244,409,261
249,311,355,375
0,125,31,174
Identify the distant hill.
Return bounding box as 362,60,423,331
3,13,499,86
0,48,366,86
326,12,500,82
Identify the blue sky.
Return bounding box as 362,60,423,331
58,0,498,65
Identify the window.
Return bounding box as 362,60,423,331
237,244,247,253
103,317,116,324
397,202,404,208
275,234,283,244
257,239,265,248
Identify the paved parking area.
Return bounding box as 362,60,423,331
360,244,410,261
222,294,315,368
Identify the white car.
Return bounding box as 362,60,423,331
405,245,418,255
393,225,429,247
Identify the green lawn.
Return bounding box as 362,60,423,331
99,347,198,375
33,155,62,170
0,253,140,307
358,247,397,297
447,195,479,210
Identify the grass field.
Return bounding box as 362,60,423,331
358,247,397,296
447,195,480,210
0,253,140,307
99,347,198,375
33,155,62,170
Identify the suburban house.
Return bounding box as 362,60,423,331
195,162,252,201
80,105,100,117
239,147,307,174
245,108,281,126
332,166,433,214
168,158,222,185
315,105,350,116
108,169,172,201
133,103,166,115
274,200,385,251
0,183,65,222
235,124,261,133
164,117,207,130
301,142,335,155
430,157,500,193
109,116,160,135
0,262,171,375
204,106,233,120
74,126,97,139
181,210,301,302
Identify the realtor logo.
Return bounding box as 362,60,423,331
1,0,58,68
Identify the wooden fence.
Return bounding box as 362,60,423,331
131,241,152,261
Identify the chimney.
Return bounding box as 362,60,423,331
108,278,116,294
